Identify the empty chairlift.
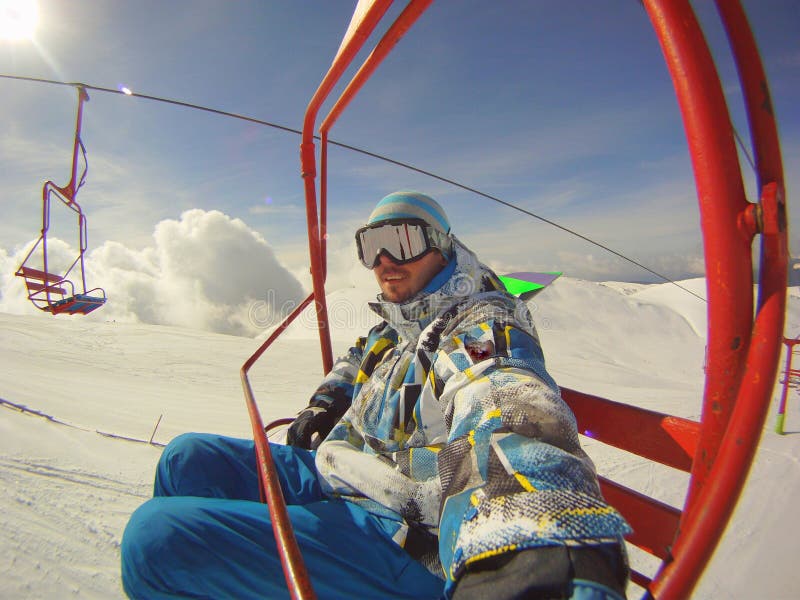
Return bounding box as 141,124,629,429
15,86,107,315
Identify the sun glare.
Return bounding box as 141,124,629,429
0,0,39,41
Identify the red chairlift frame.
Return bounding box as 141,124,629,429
15,86,107,315
240,1,788,599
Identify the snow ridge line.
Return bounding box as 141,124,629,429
0,397,166,447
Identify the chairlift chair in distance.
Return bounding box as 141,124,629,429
15,86,107,316
240,1,789,599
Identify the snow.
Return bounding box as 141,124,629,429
1,277,798,599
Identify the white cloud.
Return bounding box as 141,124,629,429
1,209,306,337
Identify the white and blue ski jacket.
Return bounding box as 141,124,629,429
311,238,630,591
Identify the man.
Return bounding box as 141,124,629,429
122,191,630,599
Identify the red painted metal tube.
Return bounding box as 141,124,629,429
320,130,328,280
715,1,785,190
241,293,316,600
60,86,89,202
598,476,682,562
241,3,403,596
644,1,788,597
644,0,753,509
300,0,394,375
561,387,699,472
654,185,788,600
320,0,435,135
629,570,652,592
41,184,52,306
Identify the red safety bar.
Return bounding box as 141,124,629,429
645,1,787,597
242,1,788,598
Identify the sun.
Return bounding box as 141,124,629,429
0,0,39,41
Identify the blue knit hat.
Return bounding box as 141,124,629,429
367,191,451,234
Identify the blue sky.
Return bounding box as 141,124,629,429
1,1,798,301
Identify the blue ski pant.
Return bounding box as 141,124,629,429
121,432,445,599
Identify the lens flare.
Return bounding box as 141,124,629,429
0,0,39,41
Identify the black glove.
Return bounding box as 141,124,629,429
285,406,338,450
452,543,628,600
285,385,353,450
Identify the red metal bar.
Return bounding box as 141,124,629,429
41,184,53,306
644,0,753,509
561,387,699,472
598,476,682,561
715,2,785,192
320,130,328,280
644,1,788,598
59,86,89,202
241,376,315,600
630,570,652,592
654,181,787,599
320,0,435,135
241,4,408,597
241,293,316,600
300,0,394,375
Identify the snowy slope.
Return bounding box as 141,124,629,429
1,279,798,599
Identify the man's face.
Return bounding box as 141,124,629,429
373,250,448,303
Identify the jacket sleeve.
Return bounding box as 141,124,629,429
431,296,630,592
304,335,366,417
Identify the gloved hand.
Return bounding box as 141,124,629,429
285,405,338,450
452,543,628,600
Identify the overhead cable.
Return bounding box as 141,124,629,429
1,73,708,301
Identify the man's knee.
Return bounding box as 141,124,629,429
159,432,214,467
155,433,254,498
121,498,179,598
155,433,200,496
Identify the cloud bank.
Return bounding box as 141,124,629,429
3,206,788,338
0,210,306,337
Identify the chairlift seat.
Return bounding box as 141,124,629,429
50,293,107,315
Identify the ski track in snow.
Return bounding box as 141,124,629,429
0,450,151,599
1,457,146,496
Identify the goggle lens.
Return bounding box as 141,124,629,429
356,221,436,269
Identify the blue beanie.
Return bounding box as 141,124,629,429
367,191,451,234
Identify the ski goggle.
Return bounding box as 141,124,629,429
355,218,451,269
